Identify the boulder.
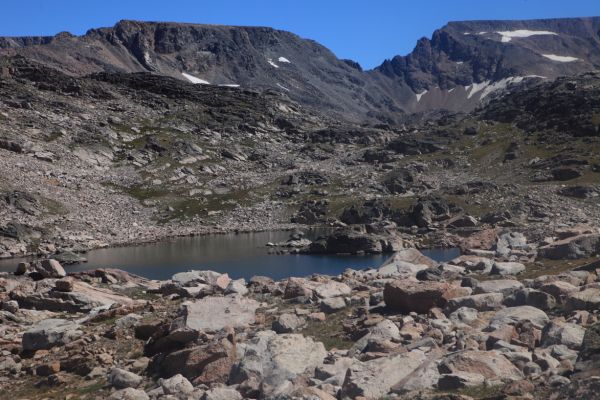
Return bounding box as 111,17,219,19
574,323,600,379
538,234,600,260
539,281,579,300
38,259,66,278
203,387,242,400
445,292,504,312
320,297,346,313
12,280,137,313
566,288,600,311
231,331,326,398
384,280,469,313
109,388,150,400
313,281,352,299
283,277,316,299
438,372,486,390
178,296,259,332
157,337,235,384
489,306,549,330
382,248,437,268
172,270,230,289
541,321,585,350
474,279,523,295
22,318,82,351
491,261,526,276
340,350,431,399
108,367,143,389
439,350,522,381
54,278,74,292
225,279,248,296
159,374,194,396
503,288,557,311
272,313,305,333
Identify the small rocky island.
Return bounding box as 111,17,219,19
2,225,600,399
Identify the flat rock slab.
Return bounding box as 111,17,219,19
384,280,470,313
474,279,523,295
383,248,437,268
538,234,600,260
489,306,549,329
22,318,82,351
439,350,522,381
180,296,259,332
340,350,429,399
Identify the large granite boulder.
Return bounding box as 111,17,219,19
231,331,326,398
489,306,549,329
384,280,470,313
538,234,600,260
439,350,522,381
22,318,82,351
340,350,435,399
178,296,259,332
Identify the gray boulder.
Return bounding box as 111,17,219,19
503,288,557,311
491,261,525,276
108,367,143,389
474,279,523,295
22,318,82,351
445,293,504,312
272,313,305,333
541,321,585,350
178,296,259,332
109,388,150,400
159,373,194,396
38,259,66,278
320,296,346,313
231,331,326,398
340,350,432,399
489,306,549,329
202,387,242,400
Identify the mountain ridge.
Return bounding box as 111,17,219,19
1,17,599,119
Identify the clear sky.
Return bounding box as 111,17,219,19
1,0,598,69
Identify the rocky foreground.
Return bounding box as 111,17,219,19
2,226,600,399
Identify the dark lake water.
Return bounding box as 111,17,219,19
0,230,460,281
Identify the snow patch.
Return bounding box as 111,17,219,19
496,30,557,43
276,83,290,92
456,61,464,65
415,90,428,102
542,54,579,62
143,51,154,66
469,76,548,99
465,81,490,99
219,84,240,88
267,59,279,68
448,88,455,93
278,57,291,63
182,72,210,85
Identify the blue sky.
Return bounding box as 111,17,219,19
1,0,598,69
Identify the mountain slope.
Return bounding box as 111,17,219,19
1,17,599,118
375,17,600,111
0,20,409,122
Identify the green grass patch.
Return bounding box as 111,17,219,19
301,309,355,350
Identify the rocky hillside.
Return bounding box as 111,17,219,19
3,226,600,399
0,54,599,264
1,17,599,118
